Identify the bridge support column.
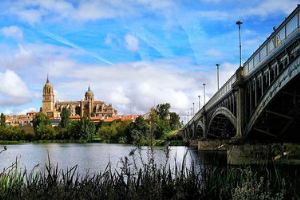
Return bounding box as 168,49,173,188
233,67,245,138
202,107,207,137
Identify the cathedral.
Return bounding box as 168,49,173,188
41,76,118,118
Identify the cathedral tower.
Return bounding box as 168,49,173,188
42,75,55,117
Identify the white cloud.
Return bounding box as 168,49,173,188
0,44,39,70
9,0,175,24
0,70,32,107
31,58,236,118
125,34,139,51
0,26,23,38
242,0,298,17
109,86,131,104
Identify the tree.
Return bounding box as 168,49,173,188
33,112,51,130
32,112,52,140
60,108,70,128
1,113,5,127
156,103,171,121
152,104,171,138
98,122,117,141
75,116,96,140
169,112,180,130
129,116,150,145
133,116,149,133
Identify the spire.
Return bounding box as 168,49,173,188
88,85,91,91
46,74,49,83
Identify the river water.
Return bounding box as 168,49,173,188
0,143,226,176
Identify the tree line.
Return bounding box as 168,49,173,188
0,103,181,145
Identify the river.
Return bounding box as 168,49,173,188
0,143,226,176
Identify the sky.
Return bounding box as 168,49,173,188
0,0,298,122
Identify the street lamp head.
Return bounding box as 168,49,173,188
236,21,243,25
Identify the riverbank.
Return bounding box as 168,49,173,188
0,138,189,146
0,140,89,145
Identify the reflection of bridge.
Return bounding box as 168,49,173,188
183,5,300,142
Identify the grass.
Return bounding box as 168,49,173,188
0,140,21,145
0,145,299,199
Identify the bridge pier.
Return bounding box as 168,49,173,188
197,139,300,165
227,141,300,165
232,66,245,138
198,139,228,151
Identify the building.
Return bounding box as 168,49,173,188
5,111,37,126
41,75,117,118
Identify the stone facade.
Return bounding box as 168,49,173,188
41,76,117,118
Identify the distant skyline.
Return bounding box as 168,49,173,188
0,0,298,119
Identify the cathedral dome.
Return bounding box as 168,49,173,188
85,86,94,101
85,86,93,95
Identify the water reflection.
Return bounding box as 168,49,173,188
0,143,227,176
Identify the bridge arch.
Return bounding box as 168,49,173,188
206,107,237,138
195,120,204,138
246,57,300,139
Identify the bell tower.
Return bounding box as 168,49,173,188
42,74,55,117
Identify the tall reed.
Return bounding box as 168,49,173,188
0,145,299,199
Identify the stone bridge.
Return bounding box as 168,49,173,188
183,5,300,142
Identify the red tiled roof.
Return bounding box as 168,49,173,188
70,116,81,119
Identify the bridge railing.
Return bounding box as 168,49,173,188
184,5,300,130
243,5,300,77
187,73,236,127
205,73,236,110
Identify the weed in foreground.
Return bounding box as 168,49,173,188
0,145,299,199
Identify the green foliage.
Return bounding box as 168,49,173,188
156,103,171,121
169,112,180,130
59,107,70,128
98,120,134,143
1,113,5,128
36,124,56,140
78,116,96,140
0,126,34,141
32,112,52,140
150,103,180,141
0,103,181,145
32,112,51,130
130,116,150,145
98,123,118,141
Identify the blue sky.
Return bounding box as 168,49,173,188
0,0,298,120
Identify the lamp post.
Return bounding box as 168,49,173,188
236,20,243,67
193,102,194,116
203,83,206,105
216,64,220,90
187,111,189,121
191,108,193,117
198,95,201,110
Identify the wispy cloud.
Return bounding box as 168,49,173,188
40,30,113,65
